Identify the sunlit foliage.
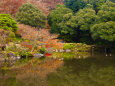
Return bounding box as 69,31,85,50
0,14,18,32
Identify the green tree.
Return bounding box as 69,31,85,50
97,1,115,22
73,8,98,31
0,14,18,32
48,4,73,34
91,1,115,43
64,0,107,12
48,1,115,44
64,0,87,12
91,21,115,42
15,3,47,28
74,7,97,43
58,7,98,43
57,12,76,42
87,0,107,12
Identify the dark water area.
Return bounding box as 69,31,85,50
48,54,115,86
0,52,115,86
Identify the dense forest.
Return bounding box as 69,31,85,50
48,0,115,45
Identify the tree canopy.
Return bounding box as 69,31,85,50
64,0,87,12
64,0,107,12
48,1,115,44
48,4,73,34
91,1,115,42
15,3,47,28
0,14,18,32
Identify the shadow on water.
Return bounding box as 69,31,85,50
47,54,115,86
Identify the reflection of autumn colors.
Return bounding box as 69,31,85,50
14,59,63,78
0,58,63,86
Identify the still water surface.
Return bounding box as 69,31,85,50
0,52,115,86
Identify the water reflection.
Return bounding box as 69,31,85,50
48,55,115,86
0,53,115,86
51,52,91,59
0,69,16,86
0,70,47,86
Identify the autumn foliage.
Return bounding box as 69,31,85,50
20,42,33,50
17,23,64,50
0,0,63,16
0,0,27,16
16,23,39,40
30,0,63,15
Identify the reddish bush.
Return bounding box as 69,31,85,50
20,42,33,50
16,23,39,40
0,0,27,16
45,53,52,56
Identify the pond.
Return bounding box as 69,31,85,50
0,52,115,86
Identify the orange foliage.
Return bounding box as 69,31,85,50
45,39,64,49
0,0,27,16
17,23,64,50
30,0,63,16
20,42,33,50
16,23,39,40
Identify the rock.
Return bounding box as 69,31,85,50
7,53,15,57
34,53,44,58
59,58,64,61
53,50,56,52
66,49,71,53
55,49,58,52
59,49,65,52
7,53,21,60
16,56,21,60
78,56,81,59
39,54,44,57
9,55,21,61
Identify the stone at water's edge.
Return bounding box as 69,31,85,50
0,52,22,67
66,49,71,53
54,49,71,53
55,49,58,52
59,49,65,52
34,53,44,58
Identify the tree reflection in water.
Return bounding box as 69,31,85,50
48,55,115,86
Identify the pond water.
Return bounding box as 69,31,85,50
0,52,115,86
